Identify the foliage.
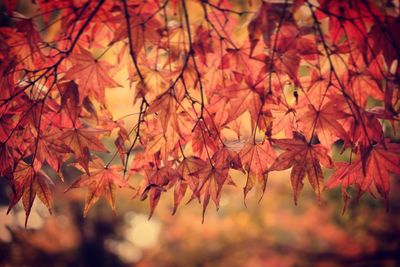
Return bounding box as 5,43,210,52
0,0,399,224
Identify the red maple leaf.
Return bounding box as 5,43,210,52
7,161,53,226
65,47,120,102
326,141,400,209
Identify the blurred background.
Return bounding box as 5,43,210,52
1,168,400,267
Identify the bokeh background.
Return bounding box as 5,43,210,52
1,166,400,267
1,0,400,266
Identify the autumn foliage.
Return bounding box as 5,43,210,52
0,0,399,225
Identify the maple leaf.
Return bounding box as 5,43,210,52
193,26,214,66
140,117,181,163
206,92,232,128
368,17,400,70
270,24,320,73
270,134,333,204
58,81,81,125
147,92,181,135
33,130,72,174
318,1,375,49
215,76,264,129
0,19,44,69
298,70,342,108
263,102,296,138
239,141,276,199
351,109,384,147
347,73,384,107
362,144,396,196
66,158,130,217
325,161,363,213
248,1,289,55
212,146,242,170
139,165,178,219
191,163,235,223
114,122,129,163
220,44,263,78
170,156,207,215
57,126,108,174
191,121,219,160
111,3,162,58
65,47,120,102
326,141,400,209
7,161,53,226
298,99,349,149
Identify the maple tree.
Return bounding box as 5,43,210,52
0,0,399,225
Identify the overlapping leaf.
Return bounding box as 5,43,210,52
326,141,400,209
270,134,333,204
67,158,130,216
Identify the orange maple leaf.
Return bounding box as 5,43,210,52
270,134,333,204
67,158,130,217
191,163,235,223
173,156,206,215
239,141,276,199
58,126,108,174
